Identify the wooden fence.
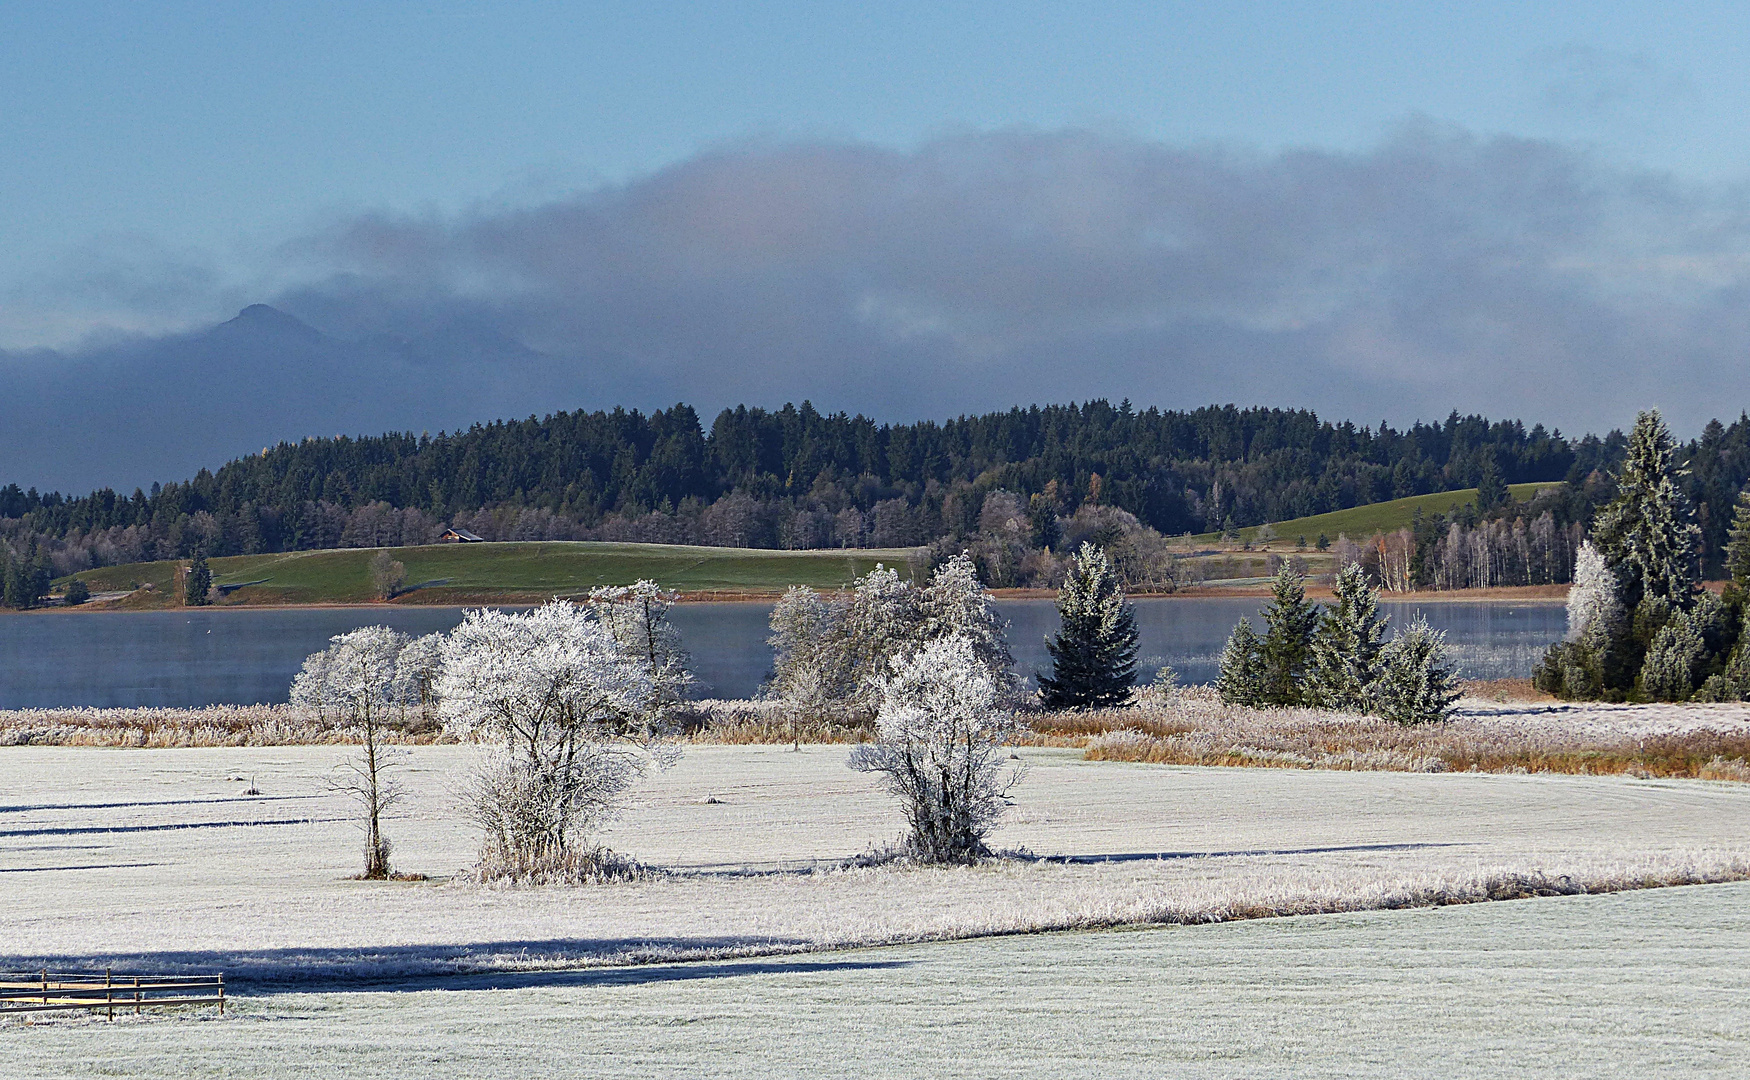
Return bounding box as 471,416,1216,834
0,970,224,1018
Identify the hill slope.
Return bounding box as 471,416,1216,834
68,542,920,607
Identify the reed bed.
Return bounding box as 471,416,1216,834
1051,687,1750,781
0,705,450,748
10,691,1750,784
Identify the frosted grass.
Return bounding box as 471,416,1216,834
5,883,1748,1078
4,745,1749,987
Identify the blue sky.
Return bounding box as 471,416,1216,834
7,2,1750,487
4,1,1742,304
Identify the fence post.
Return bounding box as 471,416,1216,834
106,967,113,1021
41,968,47,1007
217,974,224,1016
134,974,141,1015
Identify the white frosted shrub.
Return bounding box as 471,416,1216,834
438,601,667,882
848,635,1022,862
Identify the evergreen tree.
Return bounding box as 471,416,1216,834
1591,409,1702,611
1215,618,1266,706
0,549,20,609
1374,618,1462,725
1642,614,1707,701
1039,543,1139,709
1305,563,1390,710
1727,488,1750,586
1257,566,1320,705
1475,456,1507,510
185,548,213,606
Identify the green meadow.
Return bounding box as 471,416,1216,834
1196,482,1561,547
68,541,920,606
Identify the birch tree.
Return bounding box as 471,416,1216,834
291,625,410,879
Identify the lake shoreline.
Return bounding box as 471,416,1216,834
9,582,1574,613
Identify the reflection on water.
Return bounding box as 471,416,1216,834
0,599,1568,709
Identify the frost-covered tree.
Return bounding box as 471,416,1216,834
768,557,1017,731
1373,618,1462,725
291,625,410,878
1565,541,1620,642
1642,615,1708,701
1305,563,1389,711
394,631,445,726
1039,543,1139,710
1727,489,1750,586
766,585,857,731
1258,566,1320,706
848,635,1022,862
438,601,666,882
1592,409,1702,612
919,552,1018,694
586,579,694,723
1215,617,1266,706
290,643,342,722
842,564,925,710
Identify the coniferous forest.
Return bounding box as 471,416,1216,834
7,399,1750,588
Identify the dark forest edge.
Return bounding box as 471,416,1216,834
6,398,1750,607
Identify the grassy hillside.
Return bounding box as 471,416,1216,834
1194,483,1561,547
65,541,921,607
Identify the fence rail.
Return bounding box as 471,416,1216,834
0,970,224,1018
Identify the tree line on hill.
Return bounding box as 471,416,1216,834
0,400,1607,580
11,397,1750,596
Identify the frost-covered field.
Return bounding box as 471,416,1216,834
4,745,1749,989
6,883,1749,1078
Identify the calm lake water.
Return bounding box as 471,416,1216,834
0,598,1568,709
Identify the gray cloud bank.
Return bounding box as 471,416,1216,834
9,122,1750,492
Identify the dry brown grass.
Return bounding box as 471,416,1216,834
1040,687,1750,781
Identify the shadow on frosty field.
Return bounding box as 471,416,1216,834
3,743,1750,994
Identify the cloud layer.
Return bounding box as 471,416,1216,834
10,123,1750,491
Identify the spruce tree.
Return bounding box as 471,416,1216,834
1591,409,1702,611
185,549,213,607
1475,456,1507,511
1306,562,1389,710
1216,618,1266,706
1039,543,1139,710
1374,618,1462,725
1258,566,1320,705
1726,488,1750,586
1,550,20,609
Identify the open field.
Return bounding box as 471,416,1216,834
5,743,1748,1076
1193,482,1560,548
62,541,921,607
3,744,1748,986
5,882,1747,1078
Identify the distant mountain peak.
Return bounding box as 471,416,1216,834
220,304,323,341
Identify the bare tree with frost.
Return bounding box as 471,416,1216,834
291,625,410,879
437,601,667,882
849,635,1022,862
585,579,694,724
393,632,446,727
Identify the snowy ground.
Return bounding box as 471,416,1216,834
4,883,1748,1078
3,744,1749,989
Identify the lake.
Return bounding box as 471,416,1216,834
0,598,1567,709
